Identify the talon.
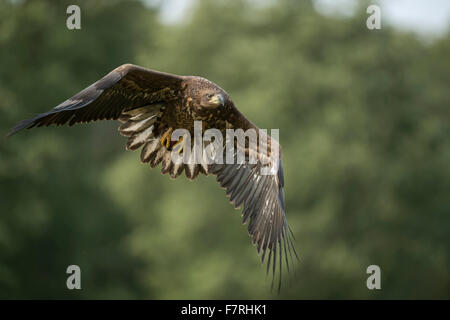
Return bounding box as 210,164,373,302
172,136,184,154
160,127,174,149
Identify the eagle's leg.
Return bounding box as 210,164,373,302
160,127,174,149
172,136,184,154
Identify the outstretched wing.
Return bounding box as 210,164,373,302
8,64,183,136
210,118,298,291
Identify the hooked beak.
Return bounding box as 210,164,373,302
209,93,225,107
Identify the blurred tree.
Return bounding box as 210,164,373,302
0,0,155,298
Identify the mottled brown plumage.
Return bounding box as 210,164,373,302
8,64,298,290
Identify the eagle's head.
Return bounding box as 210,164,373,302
199,90,225,109
185,76,228,110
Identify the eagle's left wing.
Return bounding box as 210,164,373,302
210,122,298,291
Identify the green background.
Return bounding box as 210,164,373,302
0,0,449,299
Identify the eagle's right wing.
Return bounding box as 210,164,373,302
8,64,184,136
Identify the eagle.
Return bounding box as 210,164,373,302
8,64,298,289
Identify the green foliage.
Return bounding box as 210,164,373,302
0,0,448,299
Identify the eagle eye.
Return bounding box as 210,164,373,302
201,92,224,108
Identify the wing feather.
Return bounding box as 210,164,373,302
211,128,298,291
8,64,183,136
